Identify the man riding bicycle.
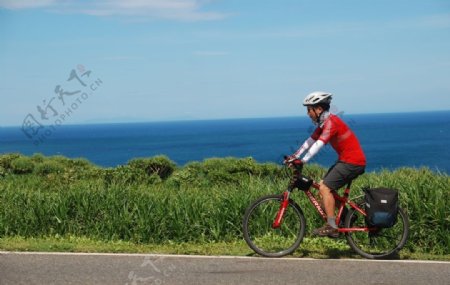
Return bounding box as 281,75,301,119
285,91,366,238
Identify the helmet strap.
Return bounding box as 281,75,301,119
313,108,323,125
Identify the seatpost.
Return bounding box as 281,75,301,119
344,181,352,198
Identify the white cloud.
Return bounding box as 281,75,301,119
0,0,229,21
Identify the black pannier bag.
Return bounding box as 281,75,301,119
364,188,399,228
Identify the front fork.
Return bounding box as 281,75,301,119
272,190,291,229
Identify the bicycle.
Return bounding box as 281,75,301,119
242,158,409,259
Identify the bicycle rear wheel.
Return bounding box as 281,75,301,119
345,205,409,259
243,194,306,257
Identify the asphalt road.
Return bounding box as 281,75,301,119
1,252,449,285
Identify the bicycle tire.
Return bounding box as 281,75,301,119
345,204,409,259
242,194,306,257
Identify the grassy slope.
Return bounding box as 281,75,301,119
0,154,449,259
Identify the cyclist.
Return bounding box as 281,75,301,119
285,91,366,238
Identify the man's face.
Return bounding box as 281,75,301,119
307,106,321,122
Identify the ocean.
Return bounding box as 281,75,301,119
1,111,449,173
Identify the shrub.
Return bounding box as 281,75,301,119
254,162,284,178
128,156,176,179
101,165,163,186
49,155,73,166
70,158,95,169
202,157,258,175
10,157,35,174
0,165,6,177
167,162,205,188
168,158,285,188
31,153,45,163
0,153,22,170
35,160,65,175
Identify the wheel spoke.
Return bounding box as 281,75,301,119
345,205,409,259
243,195,306,257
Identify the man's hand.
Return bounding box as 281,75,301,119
283,155,297,165
284,155,304,170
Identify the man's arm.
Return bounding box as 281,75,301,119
301,140,325,163
293,137,316,158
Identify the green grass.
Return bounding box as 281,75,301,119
1,236,448,261
0,153,449,257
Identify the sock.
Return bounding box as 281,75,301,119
327,217,338,229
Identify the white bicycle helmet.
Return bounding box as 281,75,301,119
302,91,333,106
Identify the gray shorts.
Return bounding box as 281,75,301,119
322,161,365,191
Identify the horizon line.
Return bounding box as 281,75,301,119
2,109,449,128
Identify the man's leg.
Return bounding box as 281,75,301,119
312,163,342,238
312,180,339,237
313,162,365,237
319,182,337,228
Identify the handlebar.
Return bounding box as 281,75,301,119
283,155,312,191
283,155,304,172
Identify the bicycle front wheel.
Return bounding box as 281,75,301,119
345,205,409,259
242,194,306,257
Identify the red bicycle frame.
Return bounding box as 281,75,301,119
273,180,372,233
272,191,290,228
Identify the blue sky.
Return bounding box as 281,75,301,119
1,0,449,126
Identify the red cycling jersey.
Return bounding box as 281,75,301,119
311,114,366,166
